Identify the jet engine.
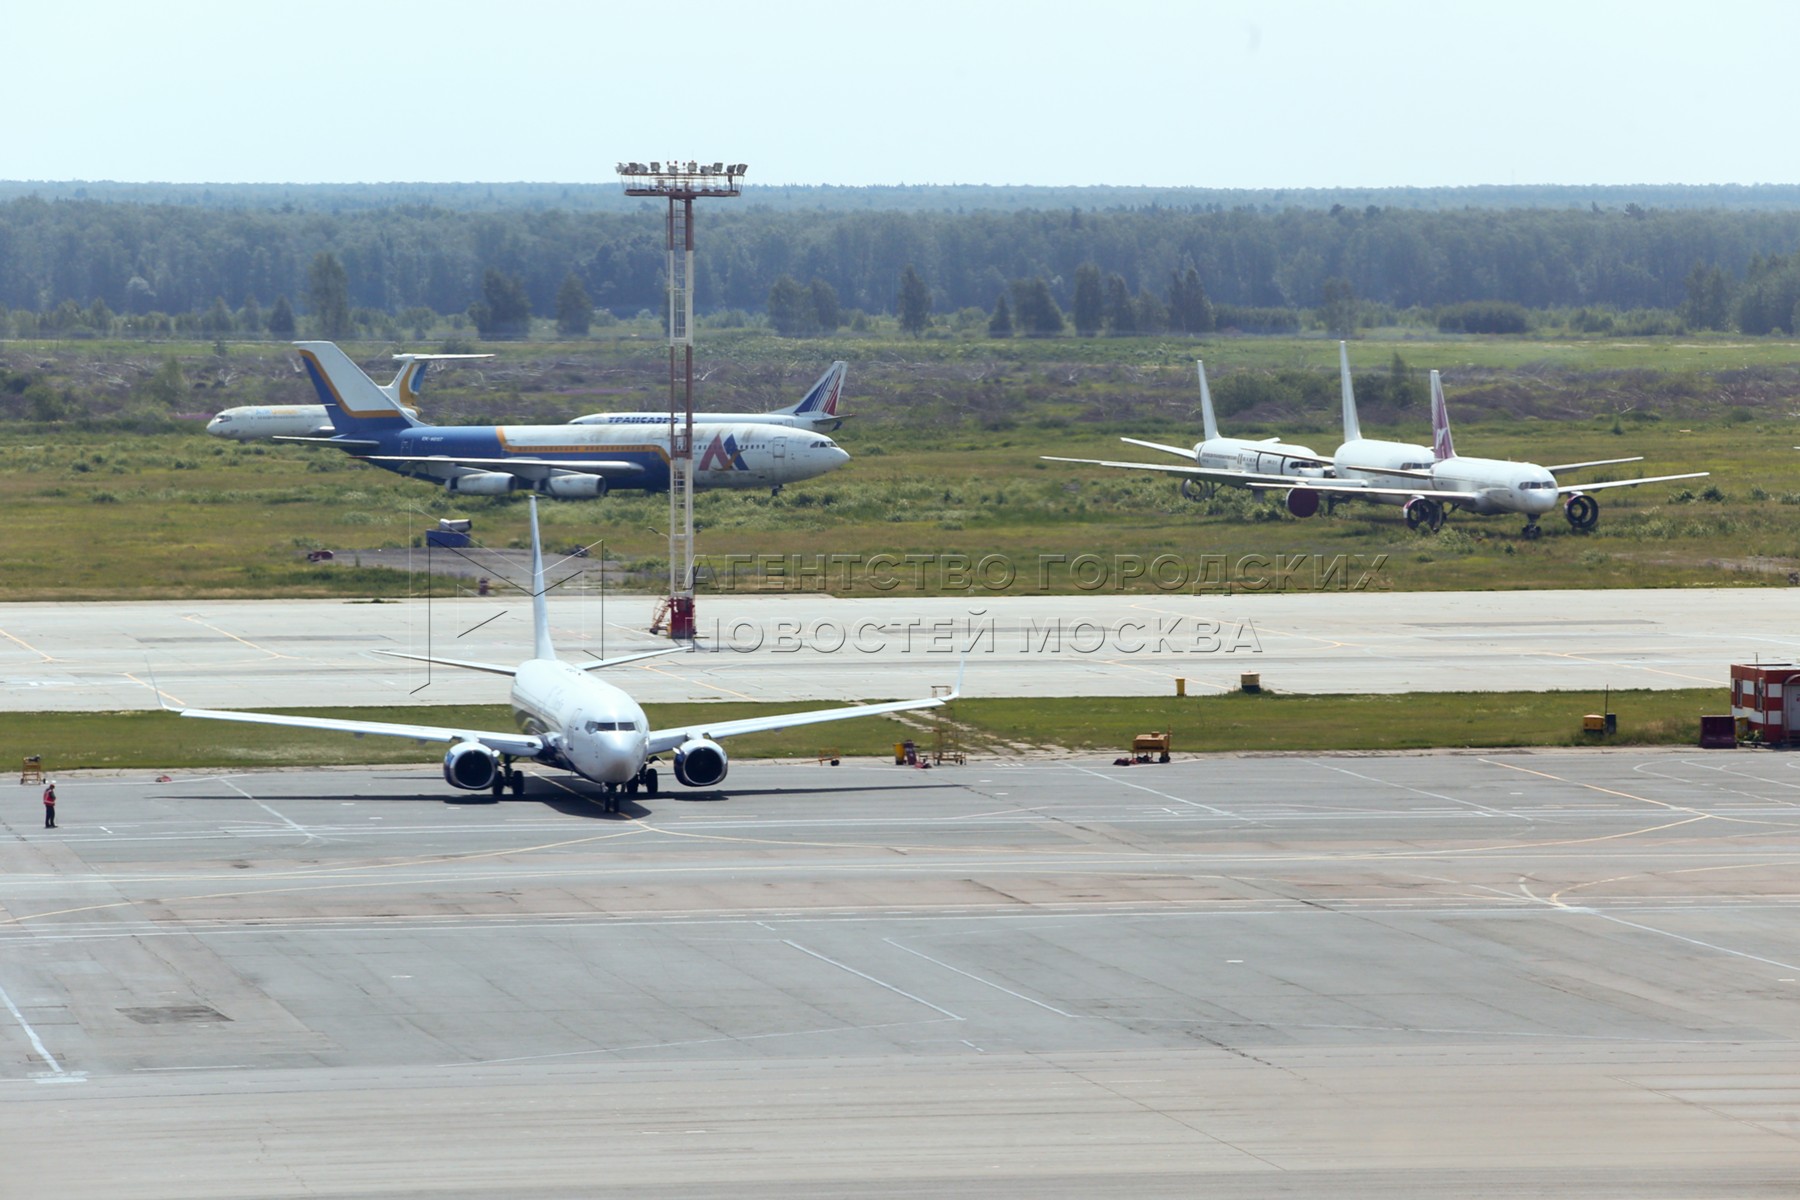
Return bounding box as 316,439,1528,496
445,472,517,496
1404,496,1444,532
1285,488,1320,518
1564,492,1600,531
537,473,608,500
443,740,501,790
672,738,729,788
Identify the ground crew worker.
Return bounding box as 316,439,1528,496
42,781,56,829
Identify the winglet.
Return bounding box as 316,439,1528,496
1197,361,1219,443
527,496,555,661
1430,370,1456,461
1339,341,1361,444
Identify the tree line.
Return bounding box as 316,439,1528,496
8,195,1800,335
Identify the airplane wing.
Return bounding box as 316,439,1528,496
1044,456,1486,504
1118,436,1334,468
358,455,649,479
1545,456,1644,472
646,694,951,755
374,650,516,677
178,706,545,756
276,436,382,451
1333,463,1435,480
576,647,688,673
1557,472,1708,495
1119,437,1200,459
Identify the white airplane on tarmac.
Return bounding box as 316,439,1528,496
1048,344,1707,536
204,351,493,439
176,495,956,811
1041,360,1333,502
571,361,852,433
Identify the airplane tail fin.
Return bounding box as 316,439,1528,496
774,361,848,418
295,342,420,436
1338,341,1361,444
1196,360,1219,442
1429,370,1456,461
526,496,555,661
384,351,494,410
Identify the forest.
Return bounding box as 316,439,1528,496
4,183,1800,337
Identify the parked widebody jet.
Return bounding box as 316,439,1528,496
204,351,493,439
1040,360,1332,501
283,342,850,498
571,361,852,433
1045,344,1707,536
177,495,954,808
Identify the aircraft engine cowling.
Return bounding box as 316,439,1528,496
672,738,729,788
1285,488,1321,518
537,473,609,500
443,740,501,790
445,472,518,496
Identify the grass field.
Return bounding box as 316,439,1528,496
7,688,1725,775
2,330,1797,599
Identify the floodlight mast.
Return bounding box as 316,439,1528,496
615,161,746,640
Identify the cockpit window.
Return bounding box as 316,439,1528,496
584,720,631,732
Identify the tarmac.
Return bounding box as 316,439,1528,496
3,586,1793,711
3,750,1799,1196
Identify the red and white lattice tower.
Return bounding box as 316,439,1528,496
616,160,747,640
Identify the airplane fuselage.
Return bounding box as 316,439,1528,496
571,410,844,433
1427,455,1560,516
510,658,649,784
1331,437,1438,507
1195,436,1330,480
359,422,849,494
206,405,335,439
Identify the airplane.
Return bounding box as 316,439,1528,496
1049,345,1707,536
176,495,957,810
570,360,852,433
282,341,851,498
204,350,493,439
1039,360,1334,504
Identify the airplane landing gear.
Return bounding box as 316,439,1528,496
770,484,784,497
599,782,622,815
1521,521,1542,540
490,758,523,800
1565,493,1599,532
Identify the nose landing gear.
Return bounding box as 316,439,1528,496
1521,521,1542,540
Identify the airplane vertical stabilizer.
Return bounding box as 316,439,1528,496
1430,370,1456,462
294,341,418,436
1339,341,1361,444
526,496,555,662
1197,361,1220,443
778,361,847,417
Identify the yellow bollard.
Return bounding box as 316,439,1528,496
1175,678,1187,697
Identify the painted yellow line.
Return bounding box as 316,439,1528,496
181,614,300,660
0,627,62,662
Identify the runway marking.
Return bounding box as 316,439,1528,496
636,661,755,701
181,613,302,660
1483,758,1800,831
1313,761,1531,821
1532,650,1716,686
0,626,62,662
122,670,185,709
0,978,70,1079
783,939,962,1019
1069,765,1238,817
885,938,1077,1016
223,780,320,843
463,1017,946,1067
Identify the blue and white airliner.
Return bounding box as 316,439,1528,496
178,495,955,809
285,342,850,498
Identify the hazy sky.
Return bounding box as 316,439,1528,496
12,0,1797,188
